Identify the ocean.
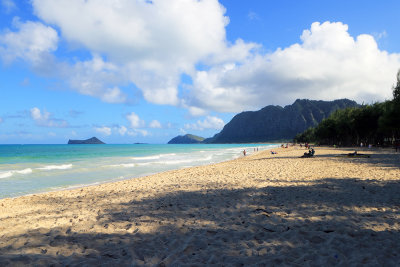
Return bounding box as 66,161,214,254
0,143,278,199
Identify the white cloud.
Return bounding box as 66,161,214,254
95,125,142,136
0,20,58,66
126,112,145,128
1,0,16,13
30,107,68,128
65,55,128,103
31,107,48,121
188,21,400,112
179,128,187,135
117,125,127,136
94,126,112,136
2,2,399,115
185,115,225,131
0,21,128,104
187,105,208,117
123,128,149,137
373,30,387,40
135,129,149,137
149,120,162,129
30,0,251,106
32,0,228,64
101,87,127,103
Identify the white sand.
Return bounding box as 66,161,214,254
0,146,399,265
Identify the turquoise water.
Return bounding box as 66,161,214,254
0,144,278,199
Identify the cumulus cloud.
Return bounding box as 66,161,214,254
29,0,253,106
126,112,145,128
183,104,208,117
2,1,399,115
185,116,225,131
188,21,400,112
0,20,58,66
30,107,68,128
94,126,112,136
65,55,128,104
149,120,162,129
31,107,47,121
32,0,228,64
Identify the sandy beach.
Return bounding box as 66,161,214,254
0,146,399,266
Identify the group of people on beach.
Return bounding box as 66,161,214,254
242,147,260,156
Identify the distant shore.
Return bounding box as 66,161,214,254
1,146,399,265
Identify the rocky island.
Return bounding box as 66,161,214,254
168,134,205,144
67,137,105,144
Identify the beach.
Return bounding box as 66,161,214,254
0,146,399,265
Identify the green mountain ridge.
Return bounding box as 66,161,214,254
207,99,359,143
168,99,359,144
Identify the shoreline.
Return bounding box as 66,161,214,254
1,146,399,265
0,143,279,200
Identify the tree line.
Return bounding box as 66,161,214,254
294,70,400,147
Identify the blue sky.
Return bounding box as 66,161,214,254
0,0,399,144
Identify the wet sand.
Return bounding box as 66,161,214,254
0,146,399,265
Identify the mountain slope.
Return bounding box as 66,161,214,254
207,99,359,143
168,134,205,144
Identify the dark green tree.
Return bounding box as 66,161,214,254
393,69,400,101
294,70,400,146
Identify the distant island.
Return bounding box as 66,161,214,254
68,137,105,144
168,134,205,144
168,99,359,144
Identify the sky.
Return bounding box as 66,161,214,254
0,0,399,144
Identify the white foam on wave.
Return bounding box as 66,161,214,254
17,168,33,174
162,153,177,157
131,155,161,161
0,171,13,179
0,168,33,179
108,163,136,168
131,153,177,161
37,164,73,171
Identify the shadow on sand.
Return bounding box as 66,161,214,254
1,176,399,266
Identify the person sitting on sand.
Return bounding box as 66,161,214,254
302,148,315,158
